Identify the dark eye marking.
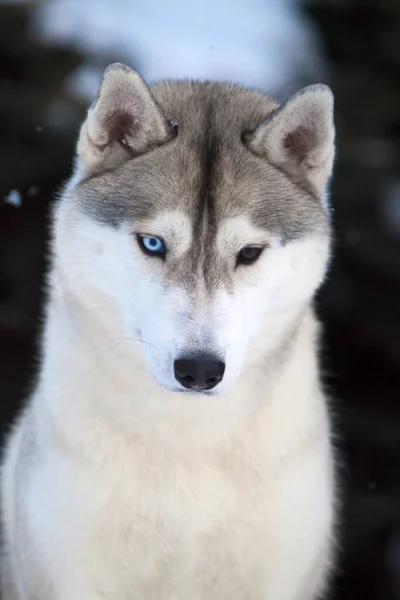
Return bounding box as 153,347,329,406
236,246,264,267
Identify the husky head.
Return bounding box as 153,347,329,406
56,63,335,396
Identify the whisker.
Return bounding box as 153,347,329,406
111,336,158,350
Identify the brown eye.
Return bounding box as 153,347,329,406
236,246,264,266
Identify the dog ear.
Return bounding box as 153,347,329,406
76,63,174,177
246,84,335,194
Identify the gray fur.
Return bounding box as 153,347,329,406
70,80,329,294
74,81,328,235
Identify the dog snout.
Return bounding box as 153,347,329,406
174,356,225,391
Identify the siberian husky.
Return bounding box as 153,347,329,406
1,63,337,599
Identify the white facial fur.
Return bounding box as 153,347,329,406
54,203,330,396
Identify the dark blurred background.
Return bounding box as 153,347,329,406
0,0,399,598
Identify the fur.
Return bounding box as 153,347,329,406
1,64,337,599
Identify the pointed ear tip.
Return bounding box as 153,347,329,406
315,83,334,98
100,63,139,88
103,62,134,77
306,83,334,106
93,63,144,103
289,84,334,120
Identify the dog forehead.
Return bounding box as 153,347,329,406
75,80,326,240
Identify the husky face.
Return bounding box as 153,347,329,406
56,64,335,396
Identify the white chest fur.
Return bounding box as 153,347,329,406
19,382,333,600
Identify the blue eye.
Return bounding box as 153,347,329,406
138,235,166,258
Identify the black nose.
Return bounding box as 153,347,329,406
174,357,225,391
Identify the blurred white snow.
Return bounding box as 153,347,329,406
32,0,326,100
